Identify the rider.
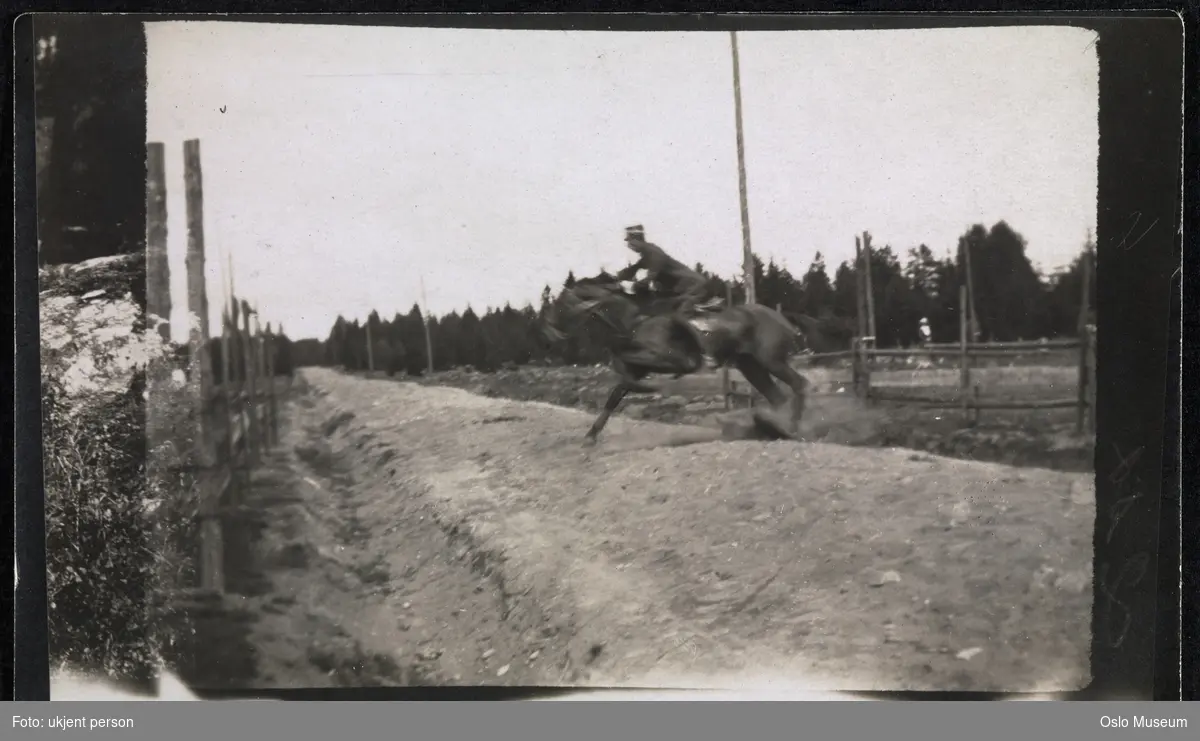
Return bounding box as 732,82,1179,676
613,225,722,316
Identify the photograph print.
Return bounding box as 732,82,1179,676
25,14,1183,700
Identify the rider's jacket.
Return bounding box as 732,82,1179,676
615,240,704,293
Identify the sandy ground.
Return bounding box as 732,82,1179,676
243,368,1094,693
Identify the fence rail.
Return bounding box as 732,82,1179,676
146,138,285,595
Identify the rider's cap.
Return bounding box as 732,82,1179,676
625,225,645,241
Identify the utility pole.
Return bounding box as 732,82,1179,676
962,233,980,342
862,231,878,341
365,314,375,372
730,30,756,306
420,274,435,375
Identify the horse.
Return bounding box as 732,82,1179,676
542,273,815,445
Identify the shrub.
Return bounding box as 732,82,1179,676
43,372,156,680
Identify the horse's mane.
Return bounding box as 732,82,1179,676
572,271,621,288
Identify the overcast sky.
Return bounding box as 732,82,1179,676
146,21,1098,341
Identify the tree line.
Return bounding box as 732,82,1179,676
314,220,1095,374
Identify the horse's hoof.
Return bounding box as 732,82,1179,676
751,409,797,441
582,435,599,448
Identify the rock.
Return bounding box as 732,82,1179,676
867,570,902,587
1054,570,1090,594
955,647,984,661
528,650,540,661
496,664,510,677
481,648,496,660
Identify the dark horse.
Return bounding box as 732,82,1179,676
542,274,813,445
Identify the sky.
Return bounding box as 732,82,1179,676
146,22,1099,341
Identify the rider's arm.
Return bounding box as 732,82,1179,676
615,260,644,281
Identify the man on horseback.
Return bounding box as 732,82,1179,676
613,225,723,318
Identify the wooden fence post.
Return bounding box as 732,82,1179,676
146,143,171,346
959,284,971,426
859,337,873,401
854,236,868,341
366,317,375,374
862,231,877,342
241,300,260,462
722,281,733,410
264,322,278,447
253,310,268,451
145,142,173,469
220,309,239,505
184,138,223,593
962,232,980,342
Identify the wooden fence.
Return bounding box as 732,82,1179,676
146,138,286,595
725,235,1096,435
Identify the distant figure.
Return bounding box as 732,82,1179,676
916,317,934,369
614,225,721,317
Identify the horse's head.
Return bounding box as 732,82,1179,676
541,273,637,342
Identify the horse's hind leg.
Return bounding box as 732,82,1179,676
765,360,811,433
736,355,808,438
734,356,788,409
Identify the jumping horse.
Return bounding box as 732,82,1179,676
542,274,813,445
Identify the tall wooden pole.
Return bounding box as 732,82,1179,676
730,31,756,306
145,143,172,475
241,301,260,463
253,310,269,448
723,281,734,410
854,236,868,340
962,235,979,341
365,316,375,373
184,138,223,593
220,307,239,503
862,231,878,341
420,275,435,375
146,143,171,345
226,257,248,469
959,284,971,426
266,323,279,445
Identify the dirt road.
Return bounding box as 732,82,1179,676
249,368,1093,692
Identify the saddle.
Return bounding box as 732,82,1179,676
626,281,723,321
